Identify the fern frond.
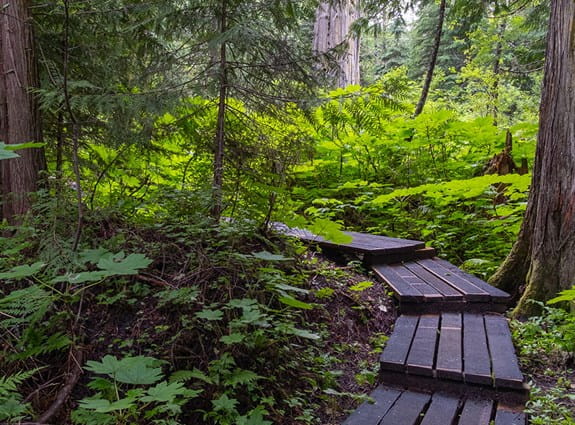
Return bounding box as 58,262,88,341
0,285,52,329
0,368,41,398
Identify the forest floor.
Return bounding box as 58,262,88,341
5,218,573,424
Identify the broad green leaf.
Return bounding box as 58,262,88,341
0,262,45,279
85,355,163,385
52,270,110,284
140,381,188,403
3,141,45,150
195,309,224,321
78,397,136,413
289,328,321,340
227,298,258,309
220,333,245,345
0,148,20,160
0,142,44,160
97,252,152,275
278,296,313,310
212,394,238,412
251,251,292,261
114,357,163,385
271,283,309,294
309,219,353,244
349,281,374,292
237,407,273,425
79,248,112,264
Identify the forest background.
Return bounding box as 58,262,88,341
1,1,574,424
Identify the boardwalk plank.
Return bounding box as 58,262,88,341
379,391,431,425
372,264,426,302
485,315,524,389
432,258,510,302
380,315,419,372
419,392,460,425
463,314,492,386
392,264,444,300
418,259,490,301
406,315,440,376
342,386,402,425
437,312,463,381
403,261,464,299
458,398,494,425
494,409,527,425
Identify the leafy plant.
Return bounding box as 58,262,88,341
72,355,201,425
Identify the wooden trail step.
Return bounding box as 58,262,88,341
272,223,433,263
372,258,511,313
342,386,527,425
379,313,527,401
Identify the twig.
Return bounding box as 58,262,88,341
36,350,83,424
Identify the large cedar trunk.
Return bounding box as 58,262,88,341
489,0,575,315
0,0,45,221
313,0,360,88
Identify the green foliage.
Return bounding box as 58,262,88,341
0,142,45,160
548,286,575,306
527,382,575,425
511,303,575,362
73,356,201,425
0,368,40,422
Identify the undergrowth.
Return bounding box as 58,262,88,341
0,194,393,424
511,302,575,425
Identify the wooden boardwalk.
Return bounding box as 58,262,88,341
277,225,528,424
343,386,526,425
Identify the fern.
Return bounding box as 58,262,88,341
0,368,40,422
0,369,40,397
0,285,52,329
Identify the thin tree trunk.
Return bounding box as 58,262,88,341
490,0,575,316
491,20,507,126
313,0,360,88
211,0,228,220
0,0,46,222
413,0,446,117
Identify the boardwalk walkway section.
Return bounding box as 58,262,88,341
372,258,510,312
343,386,527,425
273,225,528,424
379,313,527,404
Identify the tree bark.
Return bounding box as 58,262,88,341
313,0,360,88
489,0,575,316
413,0,446,117
211,0,228,220
0,0,46,222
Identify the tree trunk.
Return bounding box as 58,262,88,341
313,0,360,88
0,0,46,222
491,20,507,126
489,0,575,316
413,0,446,117
211,0,228,221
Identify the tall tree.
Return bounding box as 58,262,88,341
0,0,46,221
489,0,575,315
313,0,361,87
413,0,446,116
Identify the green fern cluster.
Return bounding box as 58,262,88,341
0,285,52,329
0,368,40,422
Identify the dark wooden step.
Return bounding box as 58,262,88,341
379,313,526,395
372,258,510,312
343,386,526,425
272,223,426,258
